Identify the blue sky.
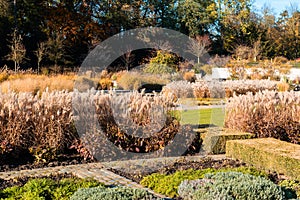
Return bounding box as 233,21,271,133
252,0,299,16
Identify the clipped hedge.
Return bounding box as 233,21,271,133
140,167,268,198
178,172,286,200
226,138,300,179
198,128,254,154
70,186,160,200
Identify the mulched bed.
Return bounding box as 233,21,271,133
0,151,95,173
0,173,76,190
109,157,281,183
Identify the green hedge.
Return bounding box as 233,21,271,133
198,128,254,154
226,138,300,180
0,177,102,200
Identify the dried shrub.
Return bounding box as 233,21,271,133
277,82,290,92
0,72,9,83
225,91,300,143
0,90,76,152
162,81,194,100
208,55,230,67
223,80,279,97
76,90,180,156
0,87,184,161
183,71,196,82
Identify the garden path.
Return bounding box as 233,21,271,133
0,155,226,199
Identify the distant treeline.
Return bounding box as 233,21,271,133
0,0,300,72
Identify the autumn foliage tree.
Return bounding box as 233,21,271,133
0,0,300,72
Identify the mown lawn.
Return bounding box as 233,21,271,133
176,108,225,127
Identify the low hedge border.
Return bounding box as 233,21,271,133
197,128,254,154
226,138,300,180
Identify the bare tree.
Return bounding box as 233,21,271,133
188,35,211,64
6,30,26,72
120,46,135,71
251,40,261,62
151,40,173,52
34,42,46,74
46,33,65,74
233,45,252,60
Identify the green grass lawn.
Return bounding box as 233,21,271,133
176,108,225,127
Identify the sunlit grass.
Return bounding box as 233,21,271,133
175,108,225,127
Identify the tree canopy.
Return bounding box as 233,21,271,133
0,0,299,71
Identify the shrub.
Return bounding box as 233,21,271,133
117,71,143,90
223,80,278,97
226,138,300,181
140,167,268,198
177,179,212,200
279,180,300,199
0,177,102,200
179,172,286,200
0,87,178,161
98,78,112,90
192,81,211,98
0,72,9,83
225,91,300,143
143,63,176,75
143,50,178,74
162,80,194,100
73,89,180,159
277,82,290,92
183,71,196,82
208,55,230,67
0,90,76,152
70,186,160,200
117,71,168,90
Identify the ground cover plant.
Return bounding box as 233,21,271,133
178,172,287,200
140,166,270,198
70,186,161,200
0,175,102,200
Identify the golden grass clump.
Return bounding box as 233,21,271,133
0,74,75,93
225,91,300,144
223,80,279,97
73,89,179,156
0,90,76,151
117,71,169,90
0,88,179,160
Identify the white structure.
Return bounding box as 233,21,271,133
212,68,231,80
286,68,300,80
196,67,299,81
